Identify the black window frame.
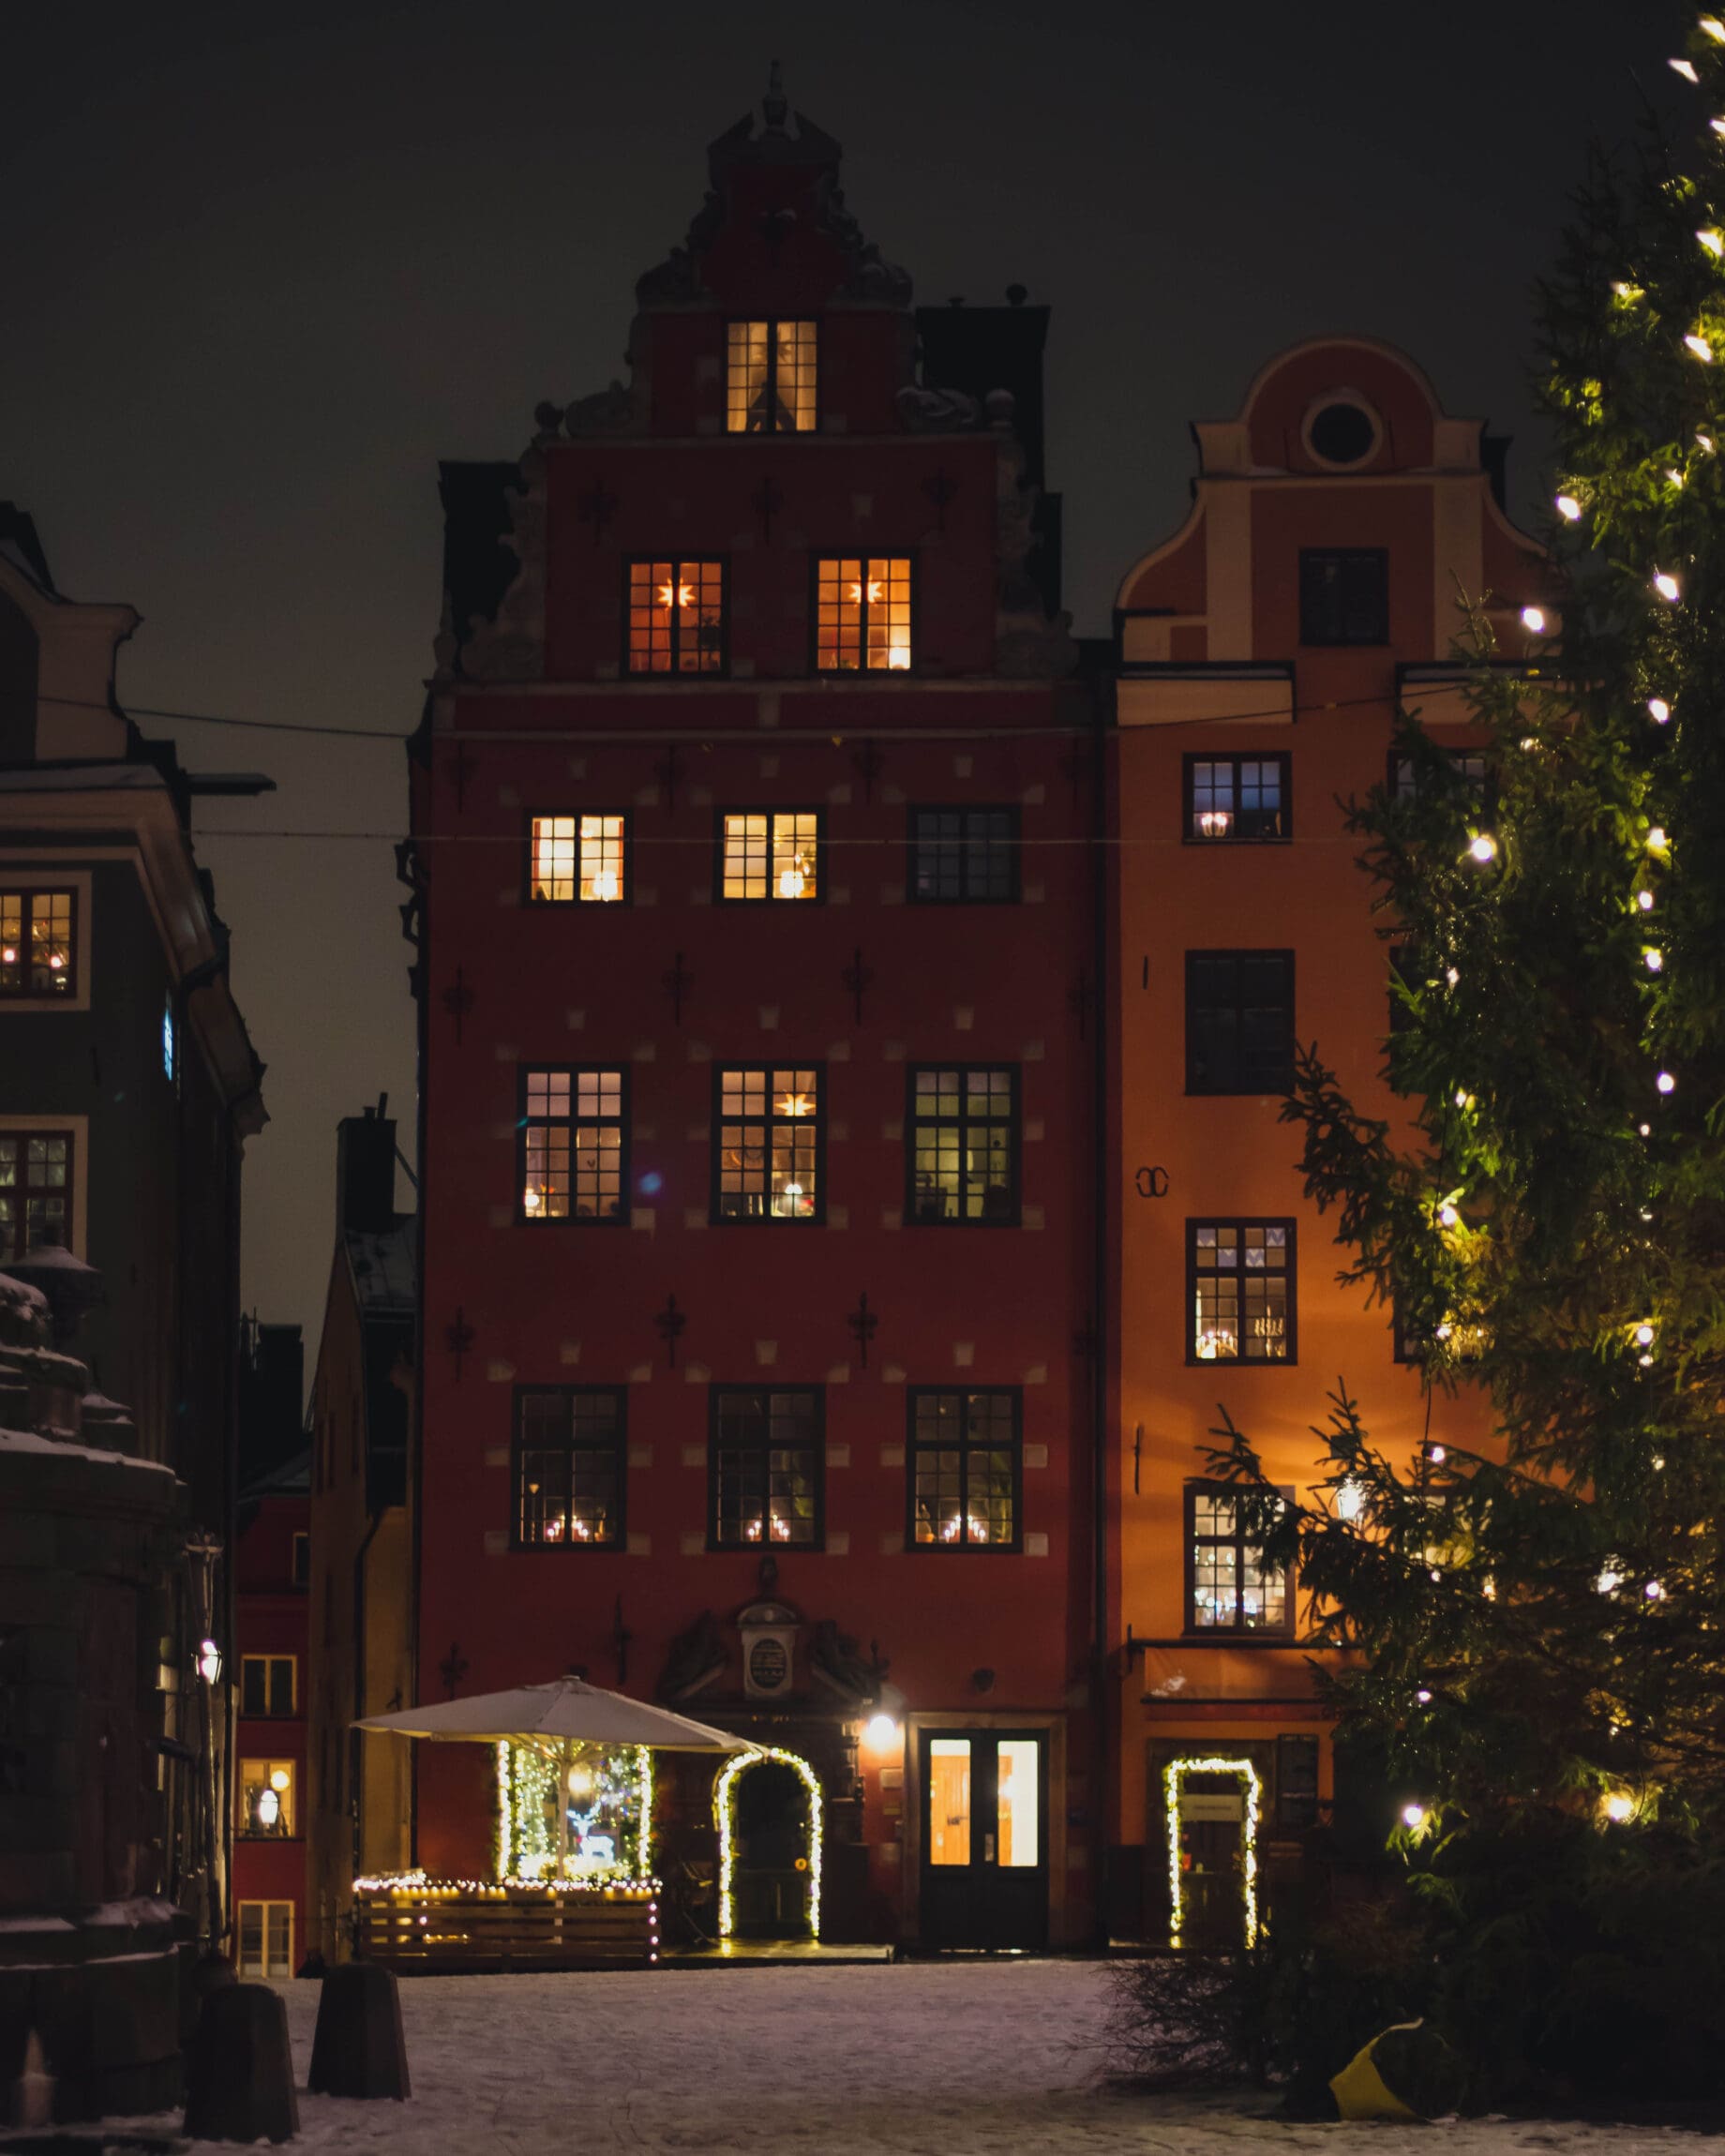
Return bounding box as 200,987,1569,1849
238,1654,296,1719
811,552,917,675
0,1127,74,1264
713,808,826,906
511,1385,629,1550
622,556,729,677
905,1387,1024,1554
905,1063,1021,1228
725,319,819,436
1185,1218,1298,1365
712,1063,827,1226
1183,1478,1296,1637
1181,755,1291,845
1298,547,1388,648
907,805,1022,904
0,887,78,999
1184,951,1296,1097
524,810,633,906
518,1064,629,1226
290,1531,310,1590
1276,1733,1321,1830
1387,747,1492,808
707,1385,826,1551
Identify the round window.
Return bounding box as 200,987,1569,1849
1307,400,1377,467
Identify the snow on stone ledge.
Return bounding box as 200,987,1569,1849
0,1270,49,1315
0,1428,175,1475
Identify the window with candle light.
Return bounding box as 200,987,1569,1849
907,1066,1019,1225
1188,1220,1295,1363
239,1759,297,1836
520,1067,626,1223
529,814,628,904
1182,756,1290,843
908,1389,1021,1551
514,1388,626,1548
718,810,820,902
710,1386,822,1550
1185,1483,1292,1633
626,559,726,674
727,321,818,434
0,890,75,996
713,1066,822,1223
815,557,912,672
0,1130,72,1263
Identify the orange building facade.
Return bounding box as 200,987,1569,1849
1104,339,1544,1945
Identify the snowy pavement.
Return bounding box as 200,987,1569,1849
122,1961,1723,2152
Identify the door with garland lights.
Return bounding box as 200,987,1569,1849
918,1729,1048,1950
732,1759,814,1939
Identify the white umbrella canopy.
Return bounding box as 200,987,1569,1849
354,1672,747,1753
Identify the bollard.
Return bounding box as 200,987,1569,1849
182,1981,298,2144
308,1962,411,2101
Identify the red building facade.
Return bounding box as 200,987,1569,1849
231,1449,310,1977
406,75,1102,1949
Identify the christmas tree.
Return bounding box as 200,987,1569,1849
1203,7,1725,2097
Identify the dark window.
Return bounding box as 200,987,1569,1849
1276,1734,1321,1829
513,1388,626,1548
908,1389,1021,1551
0,890,76,997
625,559,726,675
239,1654,296,1717
1183,756,1289,843
710,1387,823,1550
718,811,821,903
291,1532,310,1589
728,321,817,434
1389,749,1490,803
1188,1220,1296,1363
0,1627,27,1795
907,1066,1019,1225
1185,951,1295,1095
0,1130,72,1262
713,1067,823,1223
1185,1482,1293,1633
529,814,628,904
1307,402,1377,466
520,1067,626,1223
1298,549,1388,647
908,808,1020,903
815,557,913,672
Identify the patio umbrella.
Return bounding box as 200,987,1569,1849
355,1673,748,1876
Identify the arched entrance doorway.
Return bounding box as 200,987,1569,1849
715,1748,822,1940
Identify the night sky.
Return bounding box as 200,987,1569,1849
1,0,1681,1373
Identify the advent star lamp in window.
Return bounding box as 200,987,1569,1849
521,1068,624,1221
816,558,911,671
627,560,725,674
716,1068,820,1220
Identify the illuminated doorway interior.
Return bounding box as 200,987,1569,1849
1165,1755,1260,1948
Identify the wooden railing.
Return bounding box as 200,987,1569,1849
355,1880,659,1971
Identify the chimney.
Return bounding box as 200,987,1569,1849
338,1094,398,1236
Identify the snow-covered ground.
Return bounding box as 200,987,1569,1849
117,1961,1720,2152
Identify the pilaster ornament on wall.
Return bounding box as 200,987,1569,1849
753,476,785,545
438,1642,470,1699
654,1294,687,1370
444,740,476,813
1058,738,1090,808
847,1291,878,1370
1069,967,1093,1041
850,739,885,803
655,743,682,811
662,951,694,1026
922,468,959,532
443,1308,475,1384
575,474,621,548
442,966,475,1045
841,947,875,1025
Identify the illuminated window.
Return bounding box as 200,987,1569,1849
529,814,628,904
908,808,1018,903
1185,951,1295,1094
815,557,912,672
239,1758,297,1837
908,1066,1018,1225
162,994,176,1084
239,1654,296,1717
1188,1220,1295,1364
514,1388,625,1548
0,890,75,997
1183,756,1289,842
710,1387,822,1549
714,1066,822,1223
0,1131,72,1262
236,1900,293,1979
908,1389,1020,1550
1298,549,1388,646
719,810,820,902
727,321,818,434
520,1067,625,1223
626,559,725,675
1186,1483,1292,1633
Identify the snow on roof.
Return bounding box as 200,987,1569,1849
0,1429,175,1475
348,1222,415,1313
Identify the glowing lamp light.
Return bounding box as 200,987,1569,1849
861,1713,901,1752
1648,826,1669,849
1701,228,1725,257
1520,605,1547,634
1598,1566,1623,1595
1554,493,1582,521
523,1186,542,1215
1644,947,1665,972
1402,1803,1428,1831
778,863,808,899
269,1767,292,1792
0,947,13,964
1334,1477,1366,1522
1668,468,1688,488
1635,1323,1656,1345
1672,56,1701,80
49,953,63,969
1640,1121,1652,1136
1437,1203,1460,1228
1416,1687,1432,1706
257,1787,280,1828
1468,833,1497,863
1445,966,1460,987
1714,118,1725,137
592,869,620,902
1645,1579,1666,1601
1604,1792,1635,1823
1637,890,1654,911
196,1638,222,1685
1654,573,1684,604
1687,334,1715,366
1702,15,1725,40
1658,1071,1676,1094
1428,1445,1447,1465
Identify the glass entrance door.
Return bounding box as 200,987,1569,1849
919,1729,1048,1949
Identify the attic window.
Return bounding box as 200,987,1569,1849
728,322,818,434
1305,398,1379,468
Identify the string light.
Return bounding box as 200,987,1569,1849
1438,1203,1461,1228
1667,467,1688,487
1521,605,1547,633
1554,493,1582,520
1604,1792,1635,1823
1636,891,1654,911
1635,1323,1656,1345
1654,571,1684,599
1702,15,1725,41
1644,1580,1666,1601
1401,1803,1429,1831
1648,826,1669,849
715,1747,823,1940
1658,1071,1676,1094
1702,429,1718,450
1416,1687,1433,1706
1165,1758,1260,1947
1672,56,1701,80
1644,948,1664,972
1700,229,1725,257
1469,833,1498,863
